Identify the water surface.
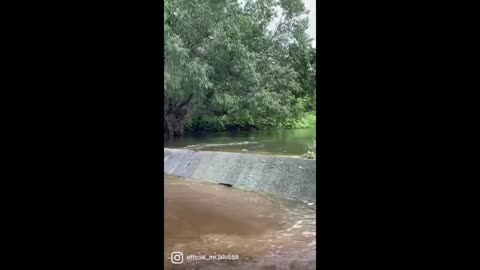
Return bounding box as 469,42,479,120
165,175,316,270
164,128,316,156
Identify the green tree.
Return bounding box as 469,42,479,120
164,0,316,136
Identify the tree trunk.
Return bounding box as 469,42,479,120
165,113,187,137
164,98,192,137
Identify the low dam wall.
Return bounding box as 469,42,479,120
164,148,316,201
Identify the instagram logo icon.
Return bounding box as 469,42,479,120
170,252,183,264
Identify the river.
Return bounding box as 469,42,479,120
164,127,317,269
165,176,316,270
164,127,316,156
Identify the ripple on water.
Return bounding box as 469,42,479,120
165,176,316,269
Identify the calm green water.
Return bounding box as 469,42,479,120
164,128,316,156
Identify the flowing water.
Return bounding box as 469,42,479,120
165,175,316,270
164,128,316,156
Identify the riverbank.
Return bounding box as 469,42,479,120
184,112,316,133
282,111,316,129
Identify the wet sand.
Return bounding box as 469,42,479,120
165,175,316,270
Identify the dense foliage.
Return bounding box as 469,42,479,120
165,0,316,136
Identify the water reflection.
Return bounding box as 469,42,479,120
164,128,316,156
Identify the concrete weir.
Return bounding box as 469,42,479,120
164,148,316,201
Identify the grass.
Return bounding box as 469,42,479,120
285,111,316,129
302,137,316,159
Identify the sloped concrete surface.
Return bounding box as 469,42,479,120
164,148,316,201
